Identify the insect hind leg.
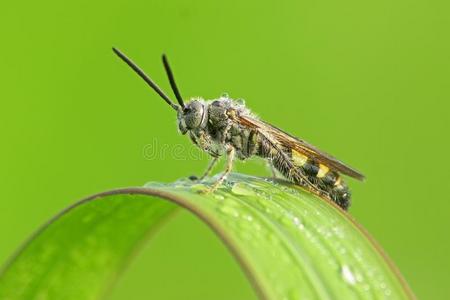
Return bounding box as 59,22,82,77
267,159,279,179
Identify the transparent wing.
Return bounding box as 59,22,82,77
238,115,365,181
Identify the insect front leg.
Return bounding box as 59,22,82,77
207,145,235,193
189,156,219,181
188,130,216,181
195,120,231,183
199,157,219,180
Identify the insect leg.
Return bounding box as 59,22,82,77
267,159,279,178
221,122,232,144
258,130,324,196
208,146,235,192
193,157,219,181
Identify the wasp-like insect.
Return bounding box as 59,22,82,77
113,48,364,210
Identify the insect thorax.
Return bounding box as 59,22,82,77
183,97,258,159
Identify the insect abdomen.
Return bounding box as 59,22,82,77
257,140,349,209
291,149,351,209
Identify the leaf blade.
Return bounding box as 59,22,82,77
0,174,415,299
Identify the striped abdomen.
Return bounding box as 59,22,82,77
257,136,351,210
290,149,351,210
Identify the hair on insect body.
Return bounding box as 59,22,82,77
112,47,365,210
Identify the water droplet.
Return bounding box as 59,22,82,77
214,194,225,200
235,98,245,105
231,182,256,196
293,217,305,230
218,205,240,218
217,200,241,218
341,265,357,285
190,183,209,193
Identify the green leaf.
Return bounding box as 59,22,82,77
0,173,415,299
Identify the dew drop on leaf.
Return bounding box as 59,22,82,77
190,183,209,193
231,182,256,196
341,265,357,285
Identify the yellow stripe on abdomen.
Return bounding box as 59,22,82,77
334,176,342,186
292,150,308,166
317,164,329,178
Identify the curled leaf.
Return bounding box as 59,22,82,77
0,173,415,299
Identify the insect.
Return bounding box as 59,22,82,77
112,48,365,210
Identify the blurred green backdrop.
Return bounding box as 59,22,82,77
1,0,449,299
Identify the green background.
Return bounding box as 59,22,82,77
1,0,448,299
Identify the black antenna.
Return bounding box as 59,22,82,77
162,54,185,109
112,47,179,111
